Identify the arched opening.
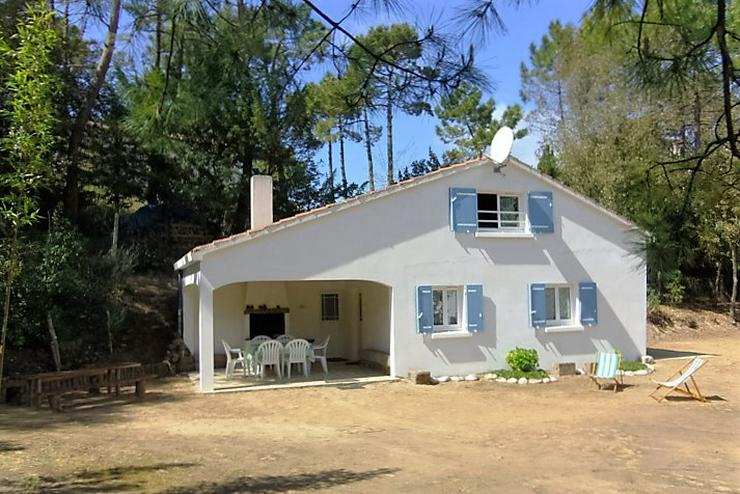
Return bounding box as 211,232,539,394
189,279,392,391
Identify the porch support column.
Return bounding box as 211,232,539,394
198,275,215,393
389,286,397,377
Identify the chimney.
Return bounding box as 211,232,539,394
250,175,273,230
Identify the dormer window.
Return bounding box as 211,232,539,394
477,193,524,232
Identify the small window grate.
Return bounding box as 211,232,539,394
321,293,339,321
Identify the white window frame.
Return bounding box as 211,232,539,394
431,286,463,332
544,284,574,326
476,192,526,232
320,293,339,321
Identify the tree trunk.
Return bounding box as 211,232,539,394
110,211,119,257
63,0,70,65
327,140,335,202
557,81,565,123
385,75,394,186
363,107,375,192
339,121,348,196
106,309,114,355
63,0,122,222
47,312,61,372
731,243,738,324
715,260,723,303
155,1,162,69
0,229,19,381
693,89,702,151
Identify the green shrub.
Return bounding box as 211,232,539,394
619,360,647,372
662,270,685,305
506,347,539,372
647,288,661,310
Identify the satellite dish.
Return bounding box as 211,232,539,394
488,126,514,164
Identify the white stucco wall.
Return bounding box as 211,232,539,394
192,160,646,379
355,281,392,354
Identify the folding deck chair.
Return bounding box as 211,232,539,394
589,352,623,392
649,357,707,402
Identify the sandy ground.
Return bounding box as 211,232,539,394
1,335,739,494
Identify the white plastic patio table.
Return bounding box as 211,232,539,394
243,340,315,374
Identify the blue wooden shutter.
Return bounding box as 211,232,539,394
416,285,433,334
465,284,484,333
528,191,554,233
449,188,478,233
529,283,546,328
579,282,598,326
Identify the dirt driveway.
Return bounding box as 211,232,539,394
1,336,739,493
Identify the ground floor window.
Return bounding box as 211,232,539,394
433,286,461,330
321,293,339,321
545,285,572,325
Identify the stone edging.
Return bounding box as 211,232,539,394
435,373,558,385
435,363,655,385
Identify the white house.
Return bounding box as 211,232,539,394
175,156,646,392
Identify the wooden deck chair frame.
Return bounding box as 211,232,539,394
649,357,707,403
589,352,624,393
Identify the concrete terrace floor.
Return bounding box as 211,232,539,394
191,361,392,392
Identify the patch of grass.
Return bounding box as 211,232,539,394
491,369,549,379
619,361,647,372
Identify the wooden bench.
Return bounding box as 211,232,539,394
4,363,161,412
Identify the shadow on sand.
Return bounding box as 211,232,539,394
0,440,24,452
0,463,198,493
158,468,400,494
647,348,718,360
663,395,727,403
0,390,188,432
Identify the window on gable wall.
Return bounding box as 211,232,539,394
477,193,523,231
321,293,339,321
432,287,461,330
544,285,572,325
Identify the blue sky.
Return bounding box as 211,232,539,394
311,0,593,187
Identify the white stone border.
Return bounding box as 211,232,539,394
434,363,654,385
435,373,558,385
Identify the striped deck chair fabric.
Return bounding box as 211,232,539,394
590,351,623,392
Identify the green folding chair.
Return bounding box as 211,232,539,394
589,352,623,392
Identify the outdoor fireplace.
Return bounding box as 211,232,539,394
245,306,289,338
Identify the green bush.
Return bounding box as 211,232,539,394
647,288,661,310
506,347,539,372
619,360,647,372
662,269,685,305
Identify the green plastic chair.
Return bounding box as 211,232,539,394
590,352,623,392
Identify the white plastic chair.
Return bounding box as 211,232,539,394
256,340,283,379
276,334,293,345
283,339,311,378
311,336,330,375
222,340,246,379
249,335,272,345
